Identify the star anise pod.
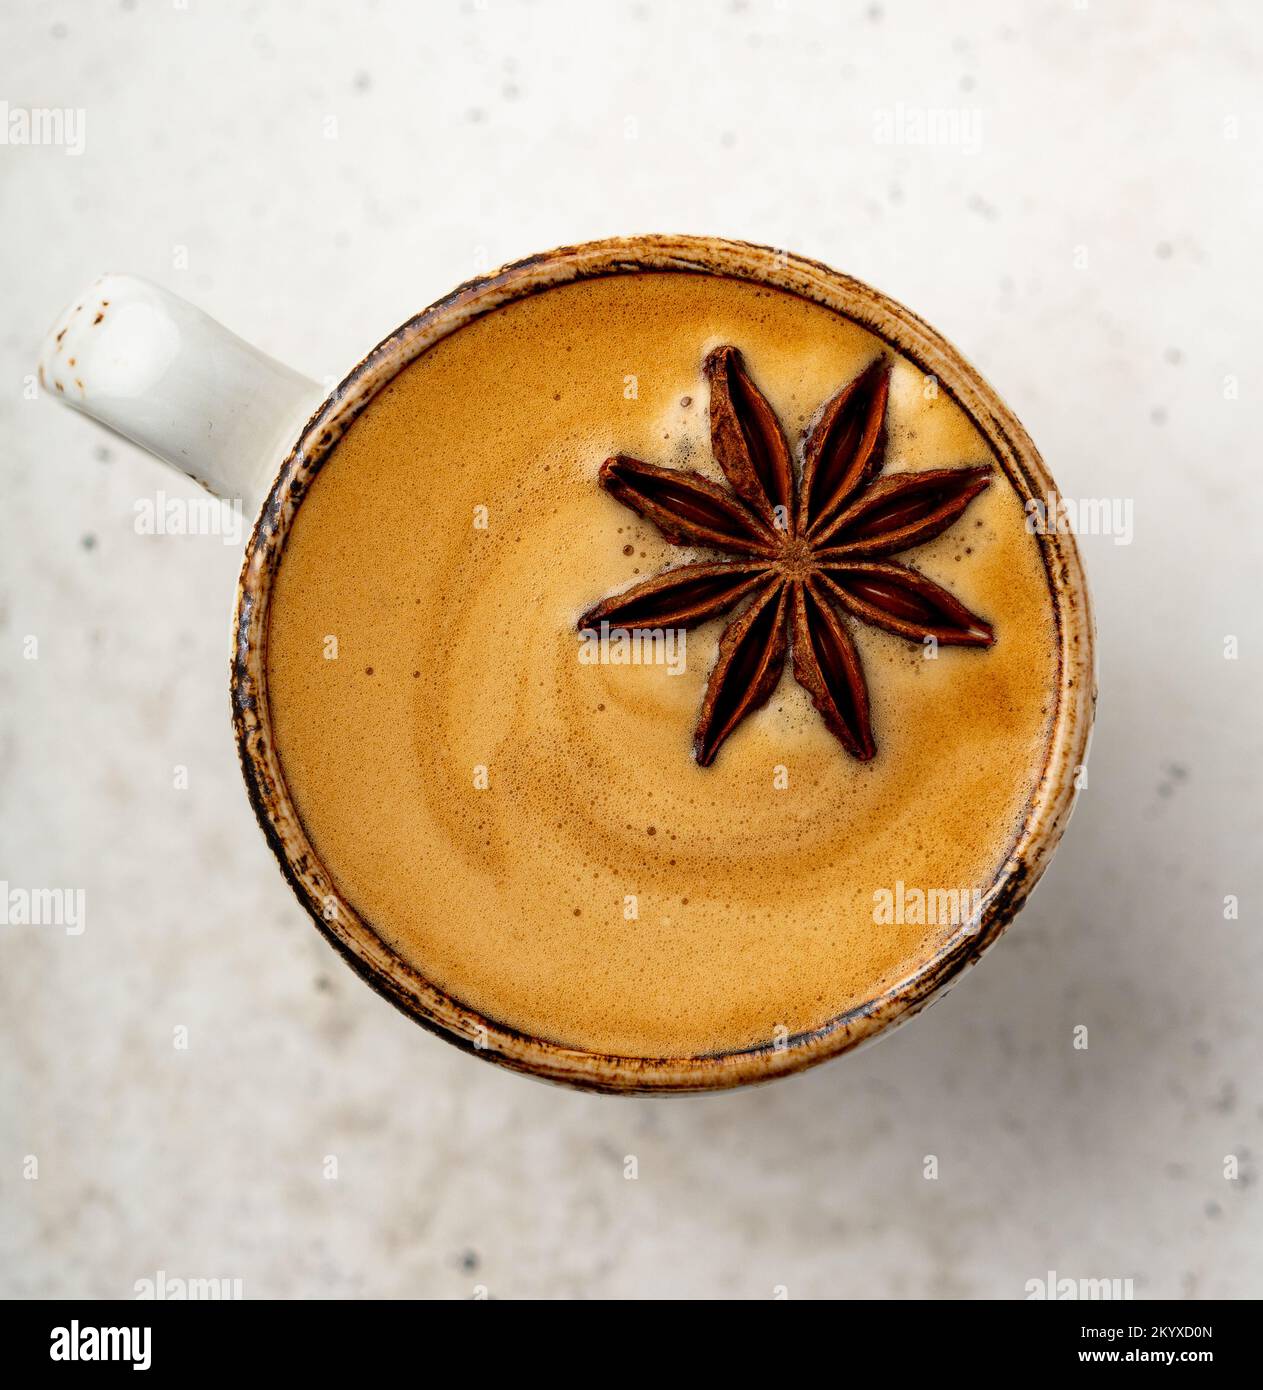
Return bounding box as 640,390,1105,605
578,347,995,766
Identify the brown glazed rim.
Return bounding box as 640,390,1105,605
231,234,1096,1095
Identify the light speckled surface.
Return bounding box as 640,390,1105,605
1,0,1260,1299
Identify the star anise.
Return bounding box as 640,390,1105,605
577,347,996,766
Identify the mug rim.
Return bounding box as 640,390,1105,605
231,233,1096,1094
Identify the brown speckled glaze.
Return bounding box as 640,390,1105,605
231,235,1096,1094
40,294,112,398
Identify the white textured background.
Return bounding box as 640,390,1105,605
2,0,1260,1299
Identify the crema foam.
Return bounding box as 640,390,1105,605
266,273,1056,1057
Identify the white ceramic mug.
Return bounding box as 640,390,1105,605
40,238,1095,1093
39,272,324,514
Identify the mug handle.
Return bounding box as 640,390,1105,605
38,273,325,515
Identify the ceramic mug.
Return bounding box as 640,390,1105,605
39,236,1096,1093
